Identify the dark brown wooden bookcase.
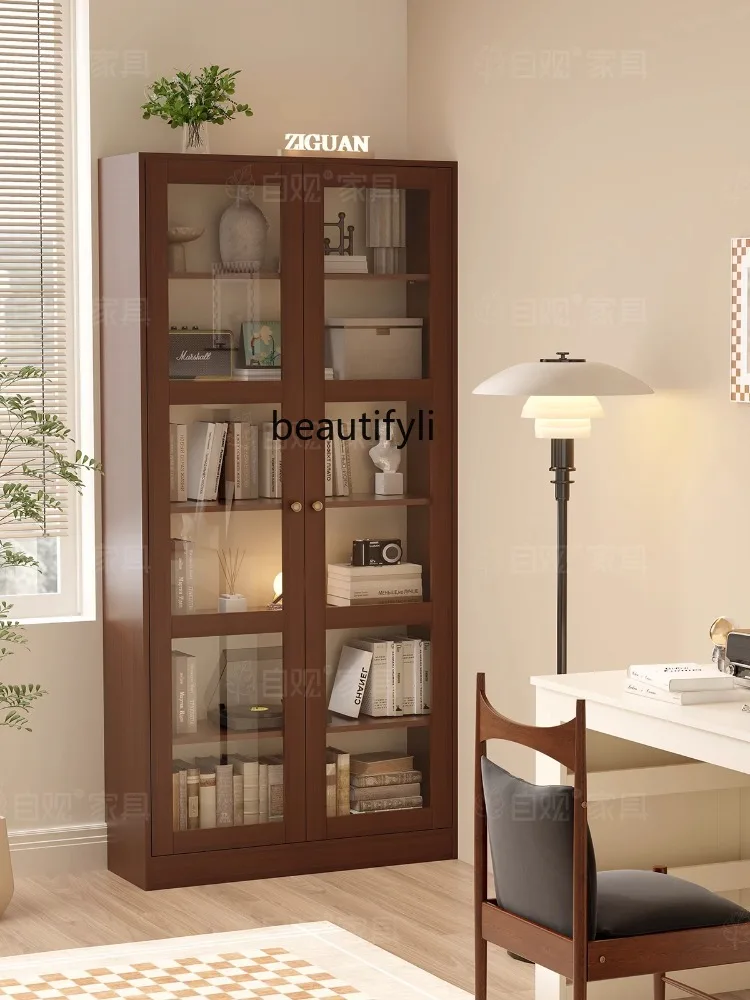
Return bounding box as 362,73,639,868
99,152,457,889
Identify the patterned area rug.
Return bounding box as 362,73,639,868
0,922,470,1000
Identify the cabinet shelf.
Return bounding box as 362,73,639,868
324,273,429,282
171,498,282,514
173,718,284,746
325,378,432,403
326,493,429,508
170,380,281,405
172,609,282,638
325,601,432,629
327,712,430,733
169,271,281,280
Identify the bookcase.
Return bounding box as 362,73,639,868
99,152,457,889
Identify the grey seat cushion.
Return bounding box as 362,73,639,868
596,870,750,939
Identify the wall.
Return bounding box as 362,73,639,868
0,0,408,875
408,0,750,861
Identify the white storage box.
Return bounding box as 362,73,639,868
325,317,423,380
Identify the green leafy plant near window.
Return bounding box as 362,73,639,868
0,361,100,731
141,65,253,148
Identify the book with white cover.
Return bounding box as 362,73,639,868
351,638,389,717
421,639,432,714
328,562,422,579
333,438,350,496
627,663,735,692
172,650,197,734
327,578,422,602
624,678,744,705
390,640,403,716
399,637,418,714
328,645,373,718
324,439,334,497
205,422,228,502
259,422,282,499
170,424,187,501
225,422,259,500
186,422,216,501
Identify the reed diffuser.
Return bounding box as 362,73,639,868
217,548,247,613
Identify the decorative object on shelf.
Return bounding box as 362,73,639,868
208,702,283,732
473,351,653,674
324,212,354,256
323,255,368,275
268,571,283,609
366,189,406,274
217,548,247,612
141,65,253,153
167,226,204,273
241,320,281,368
219,189,269,271
168,328,234,380
369,428,404,495
326,318,422,379
352,538,403,567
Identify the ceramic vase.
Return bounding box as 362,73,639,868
219,192,269,272
182,122,209,154
0,818,14,917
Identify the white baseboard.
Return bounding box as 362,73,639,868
8,823,107,877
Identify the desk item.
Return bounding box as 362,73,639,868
473,353,653,674
711,616,733,673
725,629,750,682
624,678,744,706
169,328,234,380
626,663,737,692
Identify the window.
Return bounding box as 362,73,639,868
0,0,93,621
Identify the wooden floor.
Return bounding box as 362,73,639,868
0,860,532,998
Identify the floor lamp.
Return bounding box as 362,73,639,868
473,352,653,675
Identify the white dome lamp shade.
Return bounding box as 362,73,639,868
472,352,653,674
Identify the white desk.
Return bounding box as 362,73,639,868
532,670,750,1000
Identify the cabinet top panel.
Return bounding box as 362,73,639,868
99,152,458,171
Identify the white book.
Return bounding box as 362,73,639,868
232,774,244,826
421,639,432,714
172,650,197,734
328,562,422,579
327,593,423,607
186,422,216,501
626,664,734,692
324,439,334,497
333,438,350,496
400,638,418,714
328,645,373,718
327,578,422,601
259,422,282,499
234,758,259,825
205,422,228,502
225,423,259,501
351,639,389,717
215,763,234,827
389,640,403,716
170,425,188,501
624,678,744,705
198,776,216,829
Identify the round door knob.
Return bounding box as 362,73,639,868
311,500,324,512
290,501,303,513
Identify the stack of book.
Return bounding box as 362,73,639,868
172,754,283,832
328,636,431,719
327,562,422,607
624,663,744,705
324,255,368,275
349,752,422,813
324,439,352,497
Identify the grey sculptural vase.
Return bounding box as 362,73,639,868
219,192,269,272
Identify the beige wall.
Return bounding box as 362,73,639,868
0,0,408,868
408,0,750,860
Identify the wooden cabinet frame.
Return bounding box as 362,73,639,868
100,152,457,889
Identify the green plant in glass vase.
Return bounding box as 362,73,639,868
0,361,100,731
141,65,253,152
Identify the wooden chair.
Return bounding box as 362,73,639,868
475,672,750,1000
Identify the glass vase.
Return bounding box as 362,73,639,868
182,121,209,154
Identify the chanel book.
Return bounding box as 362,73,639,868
328,645,373,719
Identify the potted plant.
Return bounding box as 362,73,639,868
0,360,100,915
141,65,254,153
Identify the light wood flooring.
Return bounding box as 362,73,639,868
0,860,533,998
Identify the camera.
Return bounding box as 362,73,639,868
351,538,403,567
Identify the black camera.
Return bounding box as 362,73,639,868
351,538,403,567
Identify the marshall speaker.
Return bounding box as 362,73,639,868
169,327,234,379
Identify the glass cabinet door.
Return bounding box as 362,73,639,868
301,163,455,840
144,159,306,855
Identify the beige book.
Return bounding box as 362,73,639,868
233,774,244,826
349,751,414,776
198,772,216,829
324,751,338,817
327,745,350,816
351,781,421,803
187,768,200,829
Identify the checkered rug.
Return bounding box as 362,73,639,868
0,948,359,1000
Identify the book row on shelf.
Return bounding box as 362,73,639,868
328,636,431,719
327,562,423,607
172,754,283,832
170,421,356,504
326,748,423,815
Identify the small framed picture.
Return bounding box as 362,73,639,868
731,239,750,401
242,320,281,368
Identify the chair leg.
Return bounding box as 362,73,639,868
475,934,487,1000
572,972,587,1000
654,973,666,1000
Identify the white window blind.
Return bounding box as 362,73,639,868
0,0,68,539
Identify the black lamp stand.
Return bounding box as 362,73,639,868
550,438,574,675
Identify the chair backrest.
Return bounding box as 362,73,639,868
475,672,593,943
